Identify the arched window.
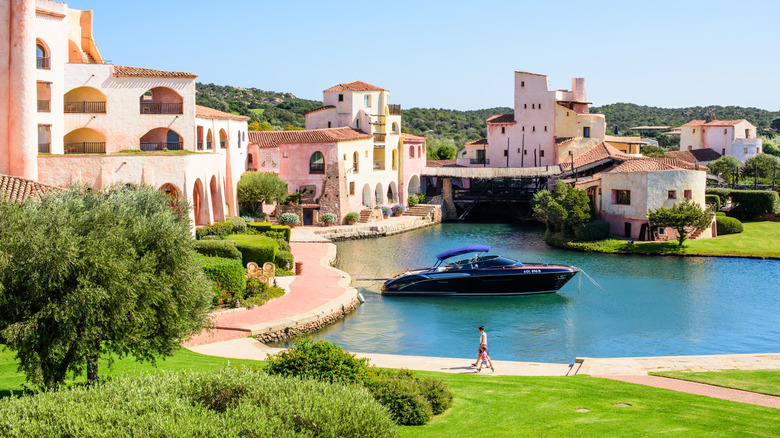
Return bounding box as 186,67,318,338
310,151,325,174
36,40,49,69
353,151,359,174
391,122,398,133
409,146,415,158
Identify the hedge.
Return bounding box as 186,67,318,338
196,255,246,299
574,220,610,241
195,221,232,239
225,215,247,234
247,222,291,241
706,188,732,203
224,234,279,267
274,250,294,270
705,194,721,212
730,190,779,217
716,216,744,235
193,240,242,261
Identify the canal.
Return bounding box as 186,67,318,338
275,223,780,363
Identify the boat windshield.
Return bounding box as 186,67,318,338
442,255,522,270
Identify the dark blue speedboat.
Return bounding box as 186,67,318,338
381,245,579,296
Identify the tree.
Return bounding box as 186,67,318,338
708,155,741,181
763,142,780,157
425,137,458,160
531,181,591,235
771,117,780,132
648,199,712,246
0,185,212,389
640,145,666,158
237,171,289,215
742,153,780,178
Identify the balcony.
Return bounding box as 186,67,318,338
373,160,385,170
470,158,490,165
64,142,106,154
139,102,183,115
38,143,50,153
388,104,401,116
36,57,50,70
64,101,106,113
309,163,325,174
37,100,50,112
373,133,386,143
140,142,182,152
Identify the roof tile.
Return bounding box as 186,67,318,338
113,65,197,79
664,148,721,163
0,174,60,203
486,113,516,124
248,127,371,149
323,81,386,92
195,105,250,121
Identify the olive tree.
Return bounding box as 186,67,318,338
648,199,712,246
237,171,289,216
708,155,741,181
531,180,591,235
0,184,212,389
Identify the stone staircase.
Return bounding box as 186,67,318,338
404,204,441,222
359,208,382,223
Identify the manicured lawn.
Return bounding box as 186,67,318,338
548,221,780,259
650,370,780,397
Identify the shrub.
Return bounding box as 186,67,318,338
200,235,222,241
417,377,454,415
224,234,279,267
573,220,610,241
193,240,241,261
366,376,433,426
225,215,247,234
195,221,232,239
265,338,372,385
345,212,360,222
381,206,391,216
196,255,246,304
716,211,726,217
244,283,285,308
321,213,337,224
730,190,780,217
244,276,268,299
365,368,453,422
706,188,732,203
716,216,744,235
705,194,721,212
279,212,299,225
408,194,419,207
392,204,406,214
247,222,291,241
274,250,294,271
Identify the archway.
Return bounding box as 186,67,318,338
193,179,208,225
210,175,225,222
64,128,105,154
387,181,398,204
246,153,255,170
64,86,107,113
407,174,421,199
219,129,227,149
362,184,372,208
206,129,213,149
159,183,181,209
139,87,183,114
140,128,182,151
374,182,384,206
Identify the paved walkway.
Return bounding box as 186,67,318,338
598,375,780,409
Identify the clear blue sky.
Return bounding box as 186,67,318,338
67,0,780,111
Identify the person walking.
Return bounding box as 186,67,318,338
471,326,488,367
476,345,494,372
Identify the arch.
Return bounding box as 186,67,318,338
387,181,398,204
140,128,182,151
193,179,208,225
309,151,325,174
36,39,50,69
392,149,397,170
409,145,415,158
219,129,227,149
391,122,398,133
246,153,254,170
362,184,372,208
139,87,183,114
64,128,105,154
374,182,384,206
64,86,106,113
209,175,225,222
68,39,81,63
407,174,421,198
158,183,181,209
353,151,359,173
206,129,213,149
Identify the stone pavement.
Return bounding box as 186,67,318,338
574,353,780,376
291,215,436,243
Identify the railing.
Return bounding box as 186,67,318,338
64,142,106,154
388,104,401,116
220,141,226,149
38,142,50,153
197,142,203,150
64,101,106,113
140,142,182,152
309,163,325,174
373,161,385,170
373,133,386,143
206,141,212,149
139,102,183,114
470,158,490,165
37,100,50,112
36,57,50,70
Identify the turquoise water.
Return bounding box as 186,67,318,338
275,223,780,363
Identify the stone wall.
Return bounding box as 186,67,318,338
253,297,361,343
276,204,303,221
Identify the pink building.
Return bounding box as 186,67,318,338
458,71,606,168
679,118,761,163
0,0,248,227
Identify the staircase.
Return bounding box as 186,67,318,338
359,209,382,223
404,204,441,222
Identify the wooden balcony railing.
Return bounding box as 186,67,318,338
140,142,182,152
64,101,106,113
36,57,50,70
309,163,325,174
139,102,183,115
373,133,386,143
388,104,401,116
64,142,106,154
38,143,50,153
37,100,50,112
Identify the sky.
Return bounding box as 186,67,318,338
66,0,780,111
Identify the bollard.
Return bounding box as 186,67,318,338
295,261,303,275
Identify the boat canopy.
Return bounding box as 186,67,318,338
436,245,491,260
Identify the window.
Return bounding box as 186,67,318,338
356,119,360,129
613,189,631,205
392,149,397,170
517,148,521,153
522,126,525,131
544,126,547,131
36,42,49,69
328,121,332,128
349,181,355,195
418,145,421,157
540,150,545,157
503,150,508,157
743,147,748,153
501,127,505,134
524,150,527,155
539,103,541,109
746,129,751,139
353,151,359,173
532,104,535,109
532,126,536,132
688,145,693,151
37,125,51,153
684,190,692,199
409,146,415,158
338,94,344,102
343,153,347,160
724,128,727,134
668,190,677,199
309,151,325,174
693,129,696,134
524,104,527,109
583,126,590,138
364,95,371,107
521,81,525,87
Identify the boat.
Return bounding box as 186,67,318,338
381,245,579,296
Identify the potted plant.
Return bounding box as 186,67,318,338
344,212,360,225
392,204,406,217
381,206,391,219
320,213,337,227
279,212,300,227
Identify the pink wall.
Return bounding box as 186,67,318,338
401,138,426,203
278,142,338,198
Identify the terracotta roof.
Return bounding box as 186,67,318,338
425,160,462,168
248,127,371,149
400,132,427,141
113,65,197,79
323,80,386,92
486,113,516,124
465,138,488,146
664,148,721,163
647,157,707,171
304,105,335,115
0,174,60,203
195,105,250,121
608,160,680,173
555,137,574,146
560,142,631,171
603,135,645,143
682,120,706,127
703,119,749,126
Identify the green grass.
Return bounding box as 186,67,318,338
650,370,780,397
249,108,265,116
548,221,780,259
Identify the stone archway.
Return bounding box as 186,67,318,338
210,175,224,222
193,178,208,225
374,182,384,206
158,183,181,209
362,184,372,208
387,181,398,204
407,174,421,199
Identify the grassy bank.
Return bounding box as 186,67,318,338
1,347,776,436
650,370,780,397
546,221,780,259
